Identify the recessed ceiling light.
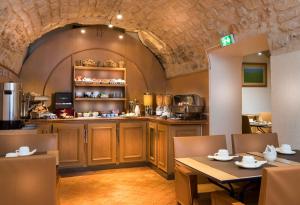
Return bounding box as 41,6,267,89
80,29,86,34
258,52,263,56
116,13,123,20
108,23,114,28
118,34,124,40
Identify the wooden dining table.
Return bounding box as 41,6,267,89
175,150,300,200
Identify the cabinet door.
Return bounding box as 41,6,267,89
171,125,202,137
147,122,157,165
119,122,146,162
87,123,116,166
157,124,168,172
53,123,85,168
36,123,52,134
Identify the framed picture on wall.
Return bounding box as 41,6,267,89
242,63,267,87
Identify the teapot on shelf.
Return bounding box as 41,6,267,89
263,145,277,162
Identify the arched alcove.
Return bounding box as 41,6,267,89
20,27,166,106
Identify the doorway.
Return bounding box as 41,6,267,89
208,34,270,151
241,51,272,134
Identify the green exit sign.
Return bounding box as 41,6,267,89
220,34,235,47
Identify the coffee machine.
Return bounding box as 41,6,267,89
172,94,205,120
0,82,23,129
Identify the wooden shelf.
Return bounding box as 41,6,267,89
75,98,126,101
74,66,126,71
74,82,126,87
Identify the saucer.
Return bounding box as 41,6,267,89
235,160,267,169
18,149,37,157
208,155,237,161
5,152,18,158
275,148,296,155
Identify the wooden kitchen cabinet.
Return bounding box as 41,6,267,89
147,122,157,165
169,125,202,137
36,123,52,134
157,124,168,172
119,122,146,163
148,122,203,176
53,123,85,168
87,123,117,166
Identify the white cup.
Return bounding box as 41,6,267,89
92,92,100,98
214,149,229,158
242,155,256,165
92,112,99,117
16,146,30,155
280,144,292,153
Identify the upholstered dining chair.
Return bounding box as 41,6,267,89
259,112,272,122
231,133,279,154
242,115,252,134
258,112,272,133
211,166,300,205
174,135,228,205
0,133,59,205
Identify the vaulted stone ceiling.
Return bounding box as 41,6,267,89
1,0,300,78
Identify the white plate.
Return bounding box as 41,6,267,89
208,155,237,161
276,148,296,155
18,149,37,157
235,160,267,169
5,152,19,158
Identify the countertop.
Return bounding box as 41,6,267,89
28,116,208,125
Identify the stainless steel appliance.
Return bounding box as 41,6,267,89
172,94,205,120
0,82,23,129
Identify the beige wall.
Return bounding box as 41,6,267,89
209,54,242,151
271,50,300,149
20,27,166,109
242,53,271,114
166,71,209,111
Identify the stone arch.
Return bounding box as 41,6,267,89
2,0,300,77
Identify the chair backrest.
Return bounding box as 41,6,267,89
0,133,58,155
259,166,300,205
242,115,252,134
259,112,272,122
231,133,279,154
174,135,227,158
0,155,57,205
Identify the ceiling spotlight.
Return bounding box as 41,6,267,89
116,12,123,20
118,34,124,40
258,52,263,56
108,23,114,28
80,29,86,34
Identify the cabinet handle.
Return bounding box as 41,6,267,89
84,129,88,144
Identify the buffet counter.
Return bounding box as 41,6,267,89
29,116,208,125
28,116,208,179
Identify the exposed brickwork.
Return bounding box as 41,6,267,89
1,0,300,78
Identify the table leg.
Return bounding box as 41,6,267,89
207,178,235,197
238,181,261,202
257,127,266,133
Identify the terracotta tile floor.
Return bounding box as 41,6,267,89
59,167,176,205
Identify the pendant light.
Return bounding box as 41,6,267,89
116,10,123,20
